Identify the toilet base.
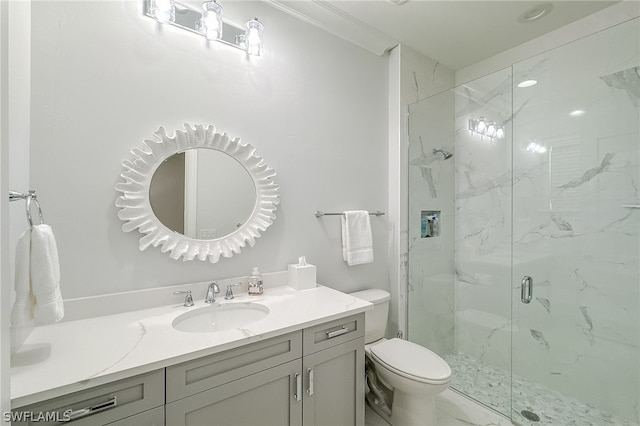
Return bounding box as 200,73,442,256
389,391,437,426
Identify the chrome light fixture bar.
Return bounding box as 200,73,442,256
144,0,264,55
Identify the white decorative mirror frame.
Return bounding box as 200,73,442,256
115,123,279,262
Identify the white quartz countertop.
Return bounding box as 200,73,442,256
11,285,372,408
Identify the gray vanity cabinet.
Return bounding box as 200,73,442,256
166,313,365,426
301,315,365,426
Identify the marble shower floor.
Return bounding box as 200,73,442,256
444,353,638,426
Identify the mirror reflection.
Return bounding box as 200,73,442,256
150,148,257,240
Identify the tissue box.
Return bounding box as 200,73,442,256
288,262,316,290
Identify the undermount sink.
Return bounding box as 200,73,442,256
172,303,270,333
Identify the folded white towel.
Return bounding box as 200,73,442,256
341,210,374,266
11,224,64,326
30,224,64,324
11,229,34,326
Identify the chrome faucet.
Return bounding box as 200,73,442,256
205,282,220,304
224,282,242,300
174,290,194,307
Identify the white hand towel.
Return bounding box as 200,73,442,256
30,224,64,324
341,210,374,266
11,229,34,326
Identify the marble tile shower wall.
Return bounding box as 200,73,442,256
454,18,639,423
407,90,456,355
403,45,455,347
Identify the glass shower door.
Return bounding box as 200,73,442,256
511,18,640,426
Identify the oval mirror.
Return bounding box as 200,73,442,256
149,149,257,239
115,124,279,262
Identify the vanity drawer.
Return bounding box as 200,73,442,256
11,370,164,426
166,331,302,402
303,313,364,355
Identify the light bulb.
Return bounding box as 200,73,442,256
486,122,496,137
476,117,487,133
202,1,223,40
245,18,264,56
496,126,505,139
150,0,175,23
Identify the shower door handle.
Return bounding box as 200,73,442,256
521,275,533,304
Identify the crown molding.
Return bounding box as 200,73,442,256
262,0,398,56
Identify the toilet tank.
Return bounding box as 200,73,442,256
349,289,390,344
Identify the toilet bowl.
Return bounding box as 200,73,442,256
350,289,452,426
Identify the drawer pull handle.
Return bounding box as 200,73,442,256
307,368,314,396
326,326,349,339
294,373,302,402
68,396,117,421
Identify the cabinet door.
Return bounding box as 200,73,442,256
302,338,364,426
166,359,303,426
105,406,164,426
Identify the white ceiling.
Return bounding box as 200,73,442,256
268,0,621,70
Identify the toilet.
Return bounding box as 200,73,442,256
350,289,452,426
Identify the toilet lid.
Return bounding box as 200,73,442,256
370,338,451,384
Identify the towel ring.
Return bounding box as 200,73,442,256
26,191,45,228
9,190,45,228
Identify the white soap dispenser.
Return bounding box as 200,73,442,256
288,256,316,290
248,267,263,295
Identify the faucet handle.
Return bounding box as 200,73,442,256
225,282,242,300
174,290,194,307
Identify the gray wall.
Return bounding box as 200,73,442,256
28,1,389,298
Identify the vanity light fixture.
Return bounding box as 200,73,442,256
526,141,547,154
486,122,497,138
469,117,505,140
245,18,264,56
476,116,487,133
149,0,175,23
144,0,265,55
201,1,224,41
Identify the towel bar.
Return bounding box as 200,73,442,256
314,210,385,218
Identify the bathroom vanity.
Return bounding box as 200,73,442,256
10,283,370,425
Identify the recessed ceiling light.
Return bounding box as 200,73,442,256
518,2,554,23
569,110,586,117
517,79,538,88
